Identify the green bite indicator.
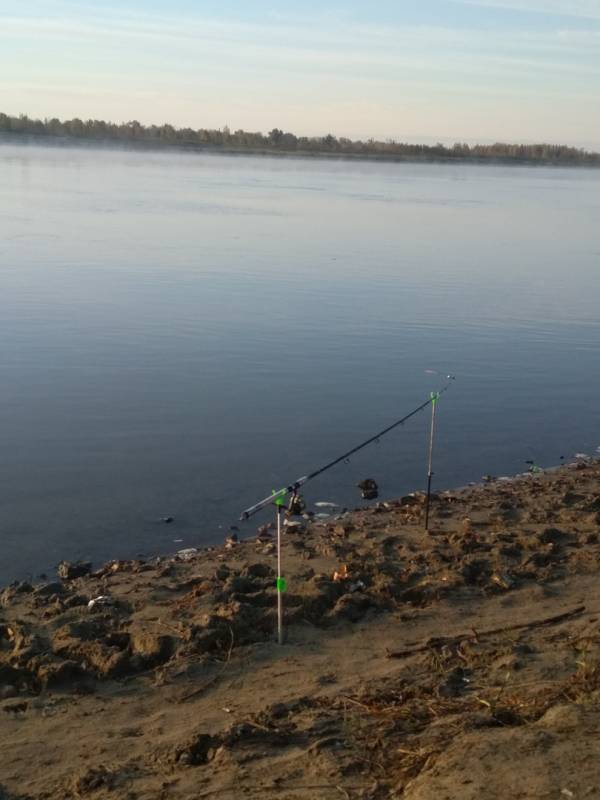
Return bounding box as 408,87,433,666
276,577,287,593
272,489,286,507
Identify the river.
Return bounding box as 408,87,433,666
1,142,599,583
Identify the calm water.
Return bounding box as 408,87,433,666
1,143,599,584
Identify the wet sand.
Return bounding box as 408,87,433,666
2,459,600,799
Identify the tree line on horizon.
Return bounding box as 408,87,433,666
1,112,599,165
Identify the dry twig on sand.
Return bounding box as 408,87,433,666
386,605,585,659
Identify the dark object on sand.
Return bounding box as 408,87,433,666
256,525,272,542
57,561,92,580
357,478,379,500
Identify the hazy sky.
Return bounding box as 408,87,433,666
2,0,599,148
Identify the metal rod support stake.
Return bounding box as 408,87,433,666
425,393,438,532
276,504,283,645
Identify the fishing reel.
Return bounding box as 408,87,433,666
286,492,306,517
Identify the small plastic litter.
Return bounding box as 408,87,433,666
491,573,514,590
348,580,366,593
176,548,198,561
87,595,112,611
315,501,339,508
333,564,349,582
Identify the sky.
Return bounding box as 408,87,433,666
1,0,599,148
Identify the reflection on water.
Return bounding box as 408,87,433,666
1,143,599,582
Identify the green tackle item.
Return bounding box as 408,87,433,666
272,489,286,507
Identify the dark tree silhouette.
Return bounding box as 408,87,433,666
1,112,598,166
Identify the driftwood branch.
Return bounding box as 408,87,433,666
386,605,586,660
197,785,371,798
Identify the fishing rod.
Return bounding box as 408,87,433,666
240,375,455,520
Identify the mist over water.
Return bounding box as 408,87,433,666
1,143,599,584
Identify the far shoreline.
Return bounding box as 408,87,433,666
3,131,600,170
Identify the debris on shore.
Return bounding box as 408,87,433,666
2,460,600,799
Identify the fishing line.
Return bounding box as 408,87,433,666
240,375,455,521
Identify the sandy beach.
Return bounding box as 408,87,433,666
2,459,600,799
